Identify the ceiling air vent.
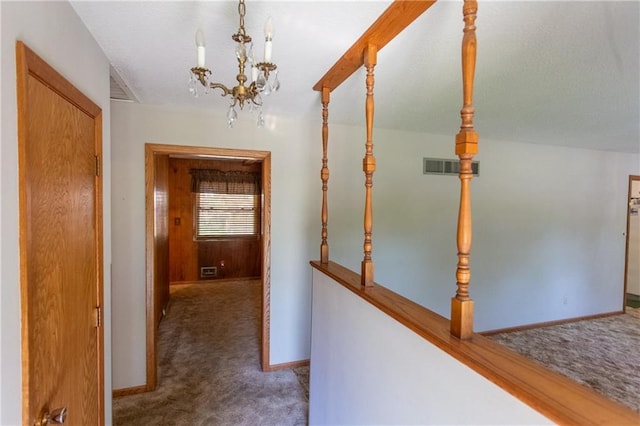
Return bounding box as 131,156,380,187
109,65,138,102
423,157,479,176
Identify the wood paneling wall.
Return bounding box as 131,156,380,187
168,158,261,282
168,158,196,281
197,239,261,280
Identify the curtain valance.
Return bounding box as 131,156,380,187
190,169,261,195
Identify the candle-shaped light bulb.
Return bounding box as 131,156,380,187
264,16,274,40
195,29,206,67
264,16,273,63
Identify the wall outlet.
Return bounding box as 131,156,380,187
562,296,568,305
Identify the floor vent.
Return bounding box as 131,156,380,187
423,157,479,176
200,266,217,278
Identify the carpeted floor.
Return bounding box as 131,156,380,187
490,308,640,413
115,281,639,422
113,280,308,425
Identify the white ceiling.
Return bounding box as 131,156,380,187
70,1,639,153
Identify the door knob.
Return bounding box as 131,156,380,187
35,406,67,426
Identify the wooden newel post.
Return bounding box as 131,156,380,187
361,44,377,287
451,0,478,339
320,87,330,264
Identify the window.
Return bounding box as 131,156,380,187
196,192,259,237
190,169,261,239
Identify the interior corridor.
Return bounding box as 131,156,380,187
113,279,308,425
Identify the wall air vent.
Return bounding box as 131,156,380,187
423,157,479,176
200,266,217,278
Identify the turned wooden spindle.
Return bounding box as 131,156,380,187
451,0,479,340
320,87,330,264
361,44,377,288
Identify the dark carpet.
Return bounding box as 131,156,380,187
113,280,308,425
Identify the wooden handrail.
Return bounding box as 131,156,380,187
451,0,479,339
312,1,437,93
320,88,330,264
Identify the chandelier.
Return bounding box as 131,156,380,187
188,0,279,128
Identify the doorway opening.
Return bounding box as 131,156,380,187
624,175,640,311
145,143,271,390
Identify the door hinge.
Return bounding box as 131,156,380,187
94,306,102,328
95,155,101,177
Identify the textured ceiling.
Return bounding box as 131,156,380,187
70,1,639,153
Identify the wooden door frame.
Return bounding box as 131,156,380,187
144,143,272,390
623,174,640,312
16,41,104,423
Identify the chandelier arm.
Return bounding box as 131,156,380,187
208,82,233,97
256,62,277,81
191,67,211,87
247,84,262,106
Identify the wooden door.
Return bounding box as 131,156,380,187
16,42,104,425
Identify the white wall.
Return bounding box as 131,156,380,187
310,269,553,425
110,101,318,388
326,125,638,331
627,180,640,296
1,1,112,424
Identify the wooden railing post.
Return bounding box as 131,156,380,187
361,44,377,288
320,87,330,264
451,0,478,340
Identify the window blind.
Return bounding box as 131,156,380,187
196,193,258,237
190,169,261,238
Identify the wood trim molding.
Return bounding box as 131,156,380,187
16,41,101,118
261,153,272,371
145,143,272,395
112,385,151,398
310,261,640,425
145,143,270,159
264,359,310,372
94,111,105,426
144,144,158,391
480,311,623,336
170,277,261,286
